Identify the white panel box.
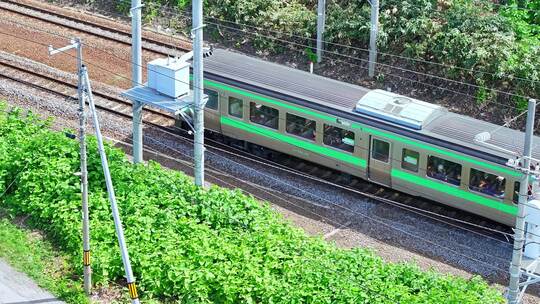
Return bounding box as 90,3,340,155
525,199,540,259
147,58,190,98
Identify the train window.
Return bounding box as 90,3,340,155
250,102,279,129
228,96,243,118
204,89,218,110
401,148,419,172
426,156,462,186
323,124,355,153
286,113,316,141
372,139,390,163
469,168,505,198
513,181,521,203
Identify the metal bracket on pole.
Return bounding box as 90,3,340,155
128,3,144,17
48,40,78,56
190,23,206,39
507,98,538,304
48,38,92,296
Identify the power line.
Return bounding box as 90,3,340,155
1,15,530,110
200,34,523,111
0,51,519,274
2,28,537,234
204,20,535,101
157,3,540,87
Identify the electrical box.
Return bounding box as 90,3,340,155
524,199,540,259
147,58,190,98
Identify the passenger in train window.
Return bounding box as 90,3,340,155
286,113,316,141
469,168,505,198
323,124,354,152
250,102,279,129
427,156,462,185
445,165,459,185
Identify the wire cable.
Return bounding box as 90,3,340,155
1,13,534,106
203,20,536,101
3,27,539,235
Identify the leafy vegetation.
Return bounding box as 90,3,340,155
115,0,540,108
0,103,504,303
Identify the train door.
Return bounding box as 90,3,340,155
368,136,392,186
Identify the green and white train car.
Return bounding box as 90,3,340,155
194,49,535,226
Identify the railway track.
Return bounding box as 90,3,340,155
0,59,175,126
0,0,511,241
198,129,515,242
0,57,513,244
0,0,190,56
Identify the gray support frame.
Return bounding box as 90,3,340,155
48,38,91,295
507,99,537,304
368,0,379,77
82,66,140,304
131,0,144,163
192,0,205,186
316,0,326,64
75,39,91,296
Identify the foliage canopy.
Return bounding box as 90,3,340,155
0,104,504,303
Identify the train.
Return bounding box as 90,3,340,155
184,48,537,226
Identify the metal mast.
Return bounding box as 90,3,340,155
75,38,91,296
131,0,144,163
316,0,326,64
368,0,379,77
508,99,536,304
48,38,91,295
193,0,205,186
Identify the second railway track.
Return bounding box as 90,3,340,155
0,59,175,126
0,0,190,56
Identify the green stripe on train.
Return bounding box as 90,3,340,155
222,114,517,215
220,116,366,168
205,79,520,178
391,169,518,215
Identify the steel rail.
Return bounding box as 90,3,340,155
0,0,191,56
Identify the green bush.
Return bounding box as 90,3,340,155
0,103,504,303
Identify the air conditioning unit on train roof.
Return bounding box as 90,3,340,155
147,57,190,98
354,90,447,130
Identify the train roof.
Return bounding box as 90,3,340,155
205,49,369,110
203,48,540,167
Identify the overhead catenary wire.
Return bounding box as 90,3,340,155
158,3,540,86
0,27,534,218
202,20,536,102
0,32,517,272
2,27,539,236
0,16,534,109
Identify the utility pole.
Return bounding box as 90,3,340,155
48,38,91,295
131,0,143,163
81,66,140,304
192,0,205,186
316,0,326,64
368,0,379,77
507,98,536,304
